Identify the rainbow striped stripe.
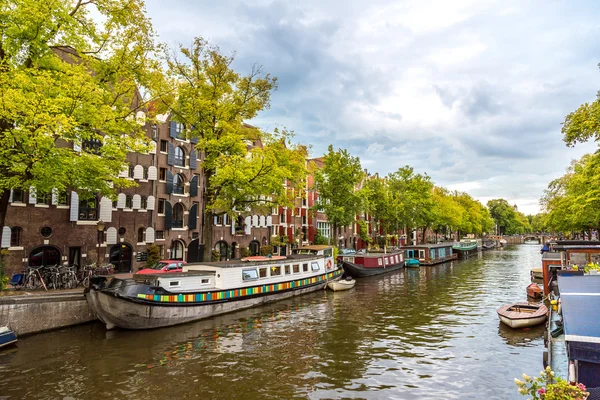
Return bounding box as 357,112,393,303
136,269,342,303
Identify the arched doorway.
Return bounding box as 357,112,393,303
109,243,132,273
29,246,61,267
171,240,185,260
215,240,228,261
187,239,200,263
249,240,260,256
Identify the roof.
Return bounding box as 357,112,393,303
558,275,600,344
553,241,600,251
401,243,453,249
542,252,562,260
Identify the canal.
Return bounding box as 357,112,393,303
0,245,544,399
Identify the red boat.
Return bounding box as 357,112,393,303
337,251,404,278
526,283,543,300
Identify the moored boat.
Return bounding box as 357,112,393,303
86,245,341,330
526,283,543,300
452,239,479,259
531,268,543,280
327,278,356,291
402,243,457,265
337,250,404,278
497,302,548,329
0,326,17,349
405,258,420,267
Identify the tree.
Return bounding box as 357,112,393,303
0,0,162,229
313,145,364,246
162,38,307,260
431,186,463,240
363,176,393,241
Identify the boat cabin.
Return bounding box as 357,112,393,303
541,241,600,296
402,243,457,265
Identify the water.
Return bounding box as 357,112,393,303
0,245,545,399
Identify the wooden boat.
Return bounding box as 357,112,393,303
526,283,543,300
86,245,341,330
452,240,479,259
0,326,17,349
402,243,457,265
531,268,543,280
497,302,548,329
405,258,420,267
327,278,355,291
337,251,404,278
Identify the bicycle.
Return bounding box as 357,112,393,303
23,266,48,291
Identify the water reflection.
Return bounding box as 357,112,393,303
0,245,546,399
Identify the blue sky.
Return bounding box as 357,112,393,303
145,0,600,214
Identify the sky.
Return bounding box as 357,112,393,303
144,0,600,215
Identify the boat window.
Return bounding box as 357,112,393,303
378,258,382,266
323,248,332,257
242,269,259,281
259,268,268,278
284,265,291,275
293,264,300,273
419,250,425,258
384,258,389,265
271,266,282,276
302,263,309,272
169,281,180,287
311,262,320,271
201,278,210,284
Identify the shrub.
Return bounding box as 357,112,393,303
145,244,161,268
515,367,589,400
211,250,220,262
240,247,251,258
0,249,9,290
260,245,273,256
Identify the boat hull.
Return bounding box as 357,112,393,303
405,259,420,268
453,247,479,259
498,314,547,329
87,280,331,330
340,260,404,278
0,327,17,349
497,302,548,329
327,279,355,291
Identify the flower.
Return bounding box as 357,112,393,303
522,373,532,383
537,388,546,395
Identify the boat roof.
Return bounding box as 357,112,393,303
401,243,453,249
184,253,320,269
553,241,600,251
542,252,562,260
558,275,600,344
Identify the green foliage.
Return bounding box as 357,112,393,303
357,220,372,243
270,235,288,247
211,250,220,262
145,244,161,269
487,198,531,234
0,250,9,290
562,76,600,147
240,247,251,258
260,245,273,256
313,232,329,245
515,367,588,400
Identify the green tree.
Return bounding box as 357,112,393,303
0,0,162,229
363,176,393,241
431,186,463,240
314,145,364,245
162,38,307,260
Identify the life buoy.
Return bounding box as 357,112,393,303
326,259,333,269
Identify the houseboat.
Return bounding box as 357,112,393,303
337,250,404,278
86,245,341,330
452,239,480,259
402,243,457,266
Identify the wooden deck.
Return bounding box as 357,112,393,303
497,302,548,320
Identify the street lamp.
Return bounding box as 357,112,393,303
97,220,105,265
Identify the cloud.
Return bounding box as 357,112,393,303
145,0,600,214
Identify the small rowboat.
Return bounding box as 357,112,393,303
405,258,420,268
0,326,17,349
328,278,356,291
497,302,548,329
531,268,543,280
526,283,543,300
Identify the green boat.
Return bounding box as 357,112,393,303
452,240,479,259
405,258,420,267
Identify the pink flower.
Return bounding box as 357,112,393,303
537,388,546,395
577,383,586,391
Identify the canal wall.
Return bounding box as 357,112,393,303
0,292,97,336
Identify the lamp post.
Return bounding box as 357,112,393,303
96,220,105,265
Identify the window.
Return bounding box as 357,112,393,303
40,227,52,238
140,196,147,209
293,264,300,273
36,192,51,205
151,125,158,139
242,269,259,281
143,167,149,180
324,248,333,258
138,227,145,243
10,227,22,247
259,268,268,278
158,199,165,214
215,214,223,225
11,189,24,203
156,230,164,240
284,265,291,275
271,266,281,276
224,214,230,225
235,215,245,235
160,140,168,152
173,174,185,195
311,262,320,271
169,281,180,287
118,227,126,236
419,250,425,258
174,147,185,167
159,168,167,181
82,138,102,154
128,165,135,178
57,191,68,206
201,278,210,284
174,122,184,138
78,198,98,220
172,203,184,228
125,195,133,209
302,197,307,206
192,232,199,239
302,216,307,225
318,222,330,239
302,263,309,272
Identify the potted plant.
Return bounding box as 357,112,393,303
515,367,589,399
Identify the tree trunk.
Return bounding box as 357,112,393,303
421,226,427,244
202,210,213,261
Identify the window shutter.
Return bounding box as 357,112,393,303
147,196,156,211
245,216,252,235
252,215,259,227
106,227,118,245
117,193,126,209
190,136,199,144
188,204,198,230
169,121,178,138
118,165,129,178
73,142,82,152
133,165,144,180
99,197,113,222
29,187,37,204
266,216,273,226
149,140,157,154
165,201,173,229
214,215,218,225
69,191,79,221
147,166,157,181
231,217,236,235
189,175,198,197
145,227,155,243
51,188,59,205
189,150,197,170
132,194,141,209
166,171,174,194
167,143,175,165
1,226,10,248
8,190,12,203
259,216,266,227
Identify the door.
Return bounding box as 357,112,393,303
187,239,200,263
68,247,81,269
109,243,132,273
